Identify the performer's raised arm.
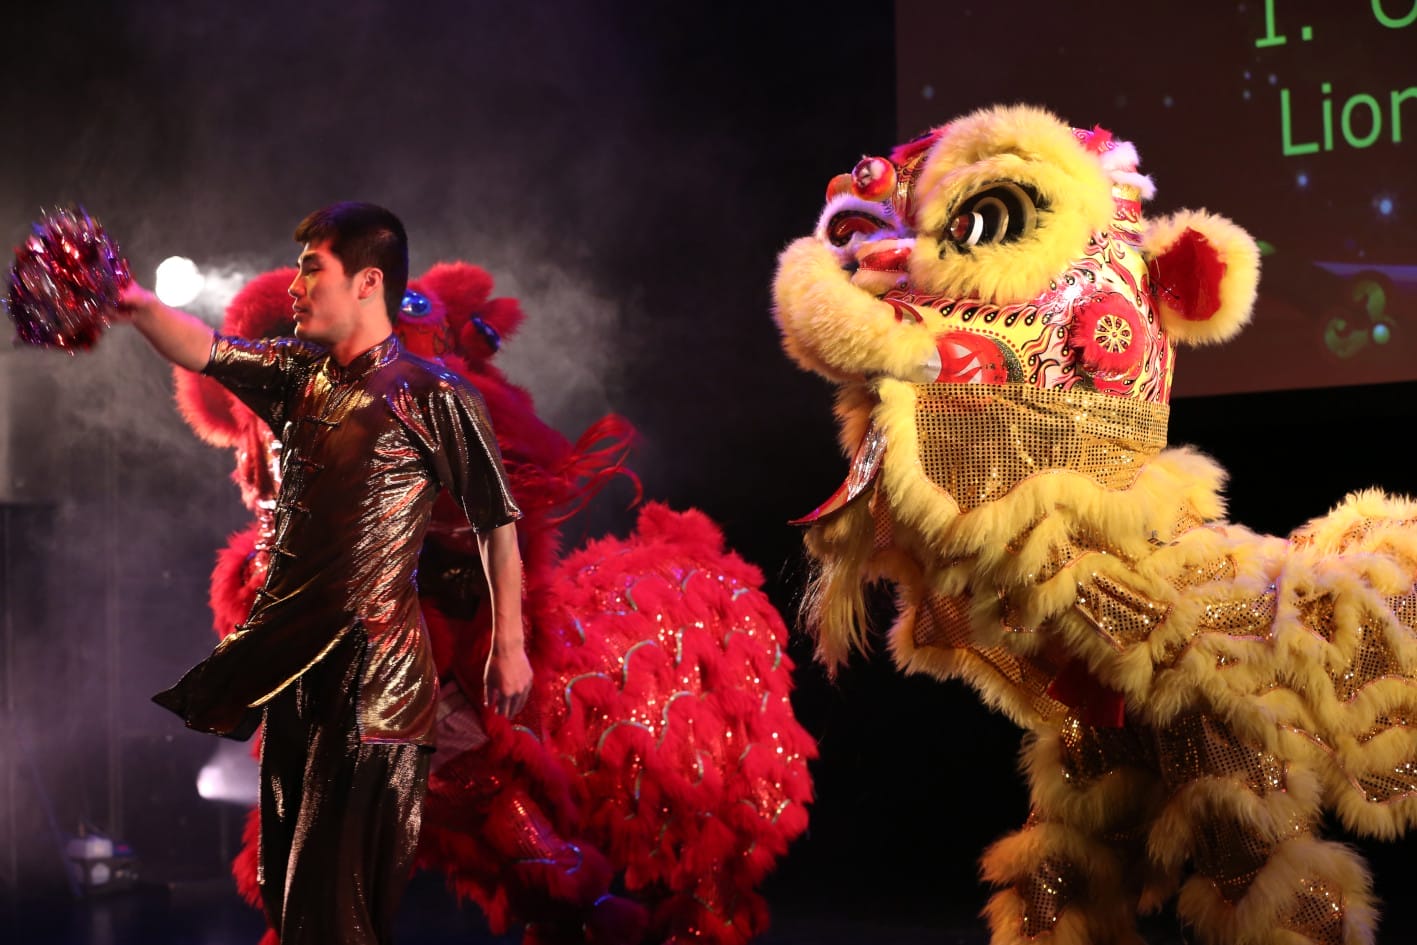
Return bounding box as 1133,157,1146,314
118,281,215,372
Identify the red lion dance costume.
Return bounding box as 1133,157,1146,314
174,261,815,945
772,103,1417,945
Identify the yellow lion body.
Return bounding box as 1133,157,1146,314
773,103,1416,944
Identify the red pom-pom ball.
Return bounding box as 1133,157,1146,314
5,207,131,352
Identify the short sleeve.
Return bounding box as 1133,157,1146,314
398,375,522,532
202,334,325,432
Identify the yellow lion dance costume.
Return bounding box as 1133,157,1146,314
771,103,1417,945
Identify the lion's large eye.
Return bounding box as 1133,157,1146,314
400,289,432,318
942,182,1041,251
825,209,896,248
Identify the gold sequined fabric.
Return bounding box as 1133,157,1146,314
1354,755,1417,805
1075,574,1171,650
1008,524,1085,586
1284,877,1347,945
1388,589,1417,631
1017,855,1084,937
1167,553,1236,591
1330,615,1403,702
1194,588,1279,639
1156,712,1286,797
1058,715,1157,785
912,592,1066,718
1289,516,1417,731
1295,515,1417,554
1284,586,1417,803
911,383,1169,510
1290,591,1337,642
870,487,896,552
1190,815,1275,904
154,334,522,744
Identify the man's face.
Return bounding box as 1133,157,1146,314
288,240,364,346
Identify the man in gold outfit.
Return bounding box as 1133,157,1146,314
120,202,533,944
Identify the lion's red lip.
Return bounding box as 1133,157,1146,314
858,244,912,272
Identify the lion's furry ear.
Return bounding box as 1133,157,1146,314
1143,209,1260,346
221,268,299,338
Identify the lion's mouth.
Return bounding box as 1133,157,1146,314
849,238,913,294
857,239,912,273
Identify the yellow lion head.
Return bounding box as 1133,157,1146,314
774,103,1261,404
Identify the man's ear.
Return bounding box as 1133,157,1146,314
357,267,384,301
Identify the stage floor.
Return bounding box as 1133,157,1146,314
5,870,1203,945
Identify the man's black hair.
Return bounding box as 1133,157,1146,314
293,202,409,318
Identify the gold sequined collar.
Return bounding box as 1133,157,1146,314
903,382,1171,510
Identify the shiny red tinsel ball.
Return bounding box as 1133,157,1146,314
5,207,131,352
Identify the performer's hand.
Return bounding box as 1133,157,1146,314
109,280,157,322
485,644,533,718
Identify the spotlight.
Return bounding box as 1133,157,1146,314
196,739,259,806
154,256,206,307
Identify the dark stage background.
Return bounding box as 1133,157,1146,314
3,1,1417,940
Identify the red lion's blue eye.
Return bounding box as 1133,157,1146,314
400,289,432,319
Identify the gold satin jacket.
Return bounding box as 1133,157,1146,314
153,333,521,744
